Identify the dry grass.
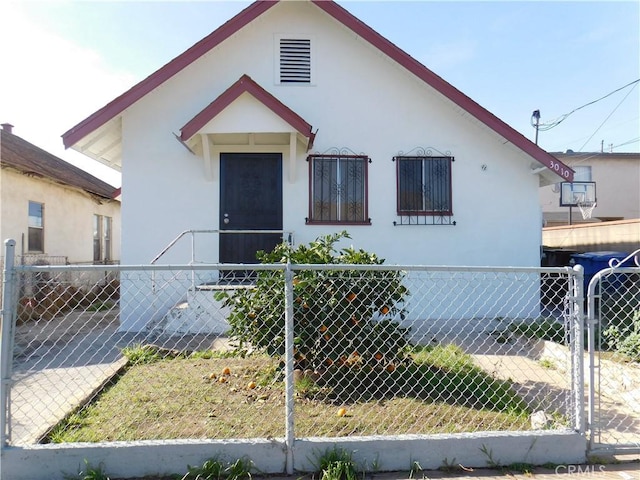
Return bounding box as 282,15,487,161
46,346,530,443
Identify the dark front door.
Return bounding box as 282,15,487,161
220,153,283,280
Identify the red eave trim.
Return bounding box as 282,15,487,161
61,1,278,150
311,0,574,182
180,74,313,142
62,0,572,182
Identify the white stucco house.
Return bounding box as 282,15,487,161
1,123,120,265
61,0,573,331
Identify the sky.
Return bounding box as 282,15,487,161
1,1,639,188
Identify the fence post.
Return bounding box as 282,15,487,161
283,263,295,475
1,239,17,446
571,265,585,435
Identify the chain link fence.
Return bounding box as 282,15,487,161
588,262,640,454
0,257,590,447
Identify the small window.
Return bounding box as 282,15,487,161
93,214,113,263
277,37,312,84
28,201,44,252
395,156,453,215
573,165,592,182
307,154,370,224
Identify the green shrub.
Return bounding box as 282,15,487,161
601,279,640,360
218,232,410,371
603,308,640,362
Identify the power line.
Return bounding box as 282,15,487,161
536,79,640,132
577,82,639,151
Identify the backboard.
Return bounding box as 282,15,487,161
559,181,597,207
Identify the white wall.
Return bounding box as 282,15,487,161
117,1,545,329
0,168,121,263
120,1,542,268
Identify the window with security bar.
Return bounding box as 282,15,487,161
307,154,370,224
395,155,453,218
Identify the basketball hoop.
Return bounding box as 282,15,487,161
560,182,597,222
577,200,596,220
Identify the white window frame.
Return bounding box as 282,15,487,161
93,214,112,263
27,201,44,253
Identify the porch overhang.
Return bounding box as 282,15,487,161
179,74,316,182
179,74,316,152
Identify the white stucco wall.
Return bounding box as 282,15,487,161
115,2,548,329
0,168,121,263
120,1,543,268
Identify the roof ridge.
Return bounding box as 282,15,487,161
2,129,119,199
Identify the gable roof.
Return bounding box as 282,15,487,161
180,74,316,149
1,128,119,200
61,0,573,182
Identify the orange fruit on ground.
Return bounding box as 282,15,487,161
380,306,390,315
247,381,257,389
346,292,357,302
386,363,396,372
319,325,328,332
374,353,383,361
222,367,231,375
337,408,347,417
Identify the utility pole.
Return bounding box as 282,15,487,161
531,110,541,145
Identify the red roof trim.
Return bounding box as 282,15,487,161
62,0,572,181
311,0,573,182
61,1,278,149
180,74,314,143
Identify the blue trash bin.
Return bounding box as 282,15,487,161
570,251,634,293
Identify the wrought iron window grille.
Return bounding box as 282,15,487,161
306,148,371,225
393,147,455,226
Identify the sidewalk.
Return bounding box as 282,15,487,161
368,462,640,478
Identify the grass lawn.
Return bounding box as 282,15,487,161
46,344,530,443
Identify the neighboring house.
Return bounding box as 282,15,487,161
61,0,571,330
0,123,121,264
540,151,640,227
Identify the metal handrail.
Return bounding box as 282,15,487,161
149,229,294,292
150,229,295,265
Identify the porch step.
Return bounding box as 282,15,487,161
157,285,251,335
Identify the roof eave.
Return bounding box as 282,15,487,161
61,1,279,150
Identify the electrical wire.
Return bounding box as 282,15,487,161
535,79,640,132
577,82,638,151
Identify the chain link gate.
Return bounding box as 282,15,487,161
586,249,640,455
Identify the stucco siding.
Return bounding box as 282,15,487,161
119,1,542,270
0,168,120,263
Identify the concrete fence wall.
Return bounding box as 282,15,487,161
543,219,640,253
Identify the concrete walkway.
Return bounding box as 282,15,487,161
367,463,640,479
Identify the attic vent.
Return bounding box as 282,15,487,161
279,38,311,84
